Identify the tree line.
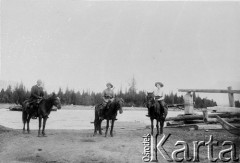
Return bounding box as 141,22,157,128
0,82,218,108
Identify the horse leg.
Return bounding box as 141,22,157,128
160,120,164,134
156,120,159,136
93,119,98,136
22,111,27,133
38,116,42,137
23,121,26,133
150,118,154,135
42,117,47,136
110,119,115,137
99,120,102,135
155,120,160,162
26,114,31,134
105,119,109,137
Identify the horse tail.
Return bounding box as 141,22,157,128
22,110,27,123
94,105,100,120
94,105,100,131
22,101,28,123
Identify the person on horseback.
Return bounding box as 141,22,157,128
29,79,44,119
99,83,114,120
146,82,168,117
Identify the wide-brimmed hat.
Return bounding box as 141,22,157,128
155,82,163,87
106,83,113,88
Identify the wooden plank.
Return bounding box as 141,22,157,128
165,124,198,130
207,106,240,113
166,114,203,121
165,112,240,121
216,115,240,136
167,104,184,108
178,89,240,94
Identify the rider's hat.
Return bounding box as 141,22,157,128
106,83,113,88
155,82,164,87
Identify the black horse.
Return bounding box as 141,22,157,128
146,92,167,136
93,98,124,137
22,93,61,136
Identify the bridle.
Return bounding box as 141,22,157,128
53,96,61,109
146,94,155,108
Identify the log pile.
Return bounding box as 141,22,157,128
166,112,240,121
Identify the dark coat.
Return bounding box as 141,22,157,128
30,85,44,100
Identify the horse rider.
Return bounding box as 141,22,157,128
99,82,114,120
29,79,44,118
146,82,168,117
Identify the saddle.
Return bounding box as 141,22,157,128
24,98,43,118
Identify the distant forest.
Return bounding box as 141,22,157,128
0,81,218,108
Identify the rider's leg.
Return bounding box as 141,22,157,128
30,103,37,119
99,102,107,120
34,103,38,118
106,101,111,109
159,100,168,117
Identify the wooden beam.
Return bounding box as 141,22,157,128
178,89,240,94
165,112,240,121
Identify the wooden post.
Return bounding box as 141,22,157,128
202,109,208,123
183,92,194,114
228,86,235,107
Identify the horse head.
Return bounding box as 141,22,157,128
114,97,124,114
51,93,61,109
146,92,155,108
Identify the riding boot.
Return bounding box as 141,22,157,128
30,104,37,119
163,105,168,118
99,107,104,120
159,101,168,117
32,109,38,119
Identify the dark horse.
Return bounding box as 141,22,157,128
93,98,124,137
146,92,168,161
22,93,61,136
146,92,167,135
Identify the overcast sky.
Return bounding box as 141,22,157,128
1,1,240,105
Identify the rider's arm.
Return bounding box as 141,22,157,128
31,86,39,98
153,89,158,100
154,89,165,101
102,90,107,100
158,91,165,101
39,88,44,97
110,90,114,99
31,86,41,99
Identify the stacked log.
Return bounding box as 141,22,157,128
166,112,240,121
